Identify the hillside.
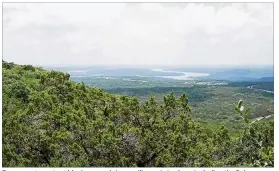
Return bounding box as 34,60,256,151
2,61,274,167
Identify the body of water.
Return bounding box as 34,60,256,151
151,69,210,80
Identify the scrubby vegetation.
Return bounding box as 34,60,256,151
2,61,274,167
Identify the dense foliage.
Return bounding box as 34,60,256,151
72,76,273,124
229,81,274,92
106,86,273,131
107,86,212,103
2,61,274,167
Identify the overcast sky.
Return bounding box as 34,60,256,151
3,3,273,66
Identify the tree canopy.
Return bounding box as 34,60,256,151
2,61,274,167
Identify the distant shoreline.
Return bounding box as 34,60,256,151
150,68,210,80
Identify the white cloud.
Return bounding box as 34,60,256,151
3,3,273,66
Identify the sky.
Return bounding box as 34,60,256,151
3,3,273,66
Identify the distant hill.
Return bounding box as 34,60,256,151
45,67,183,77
200,68,273,82
258,77,274,82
